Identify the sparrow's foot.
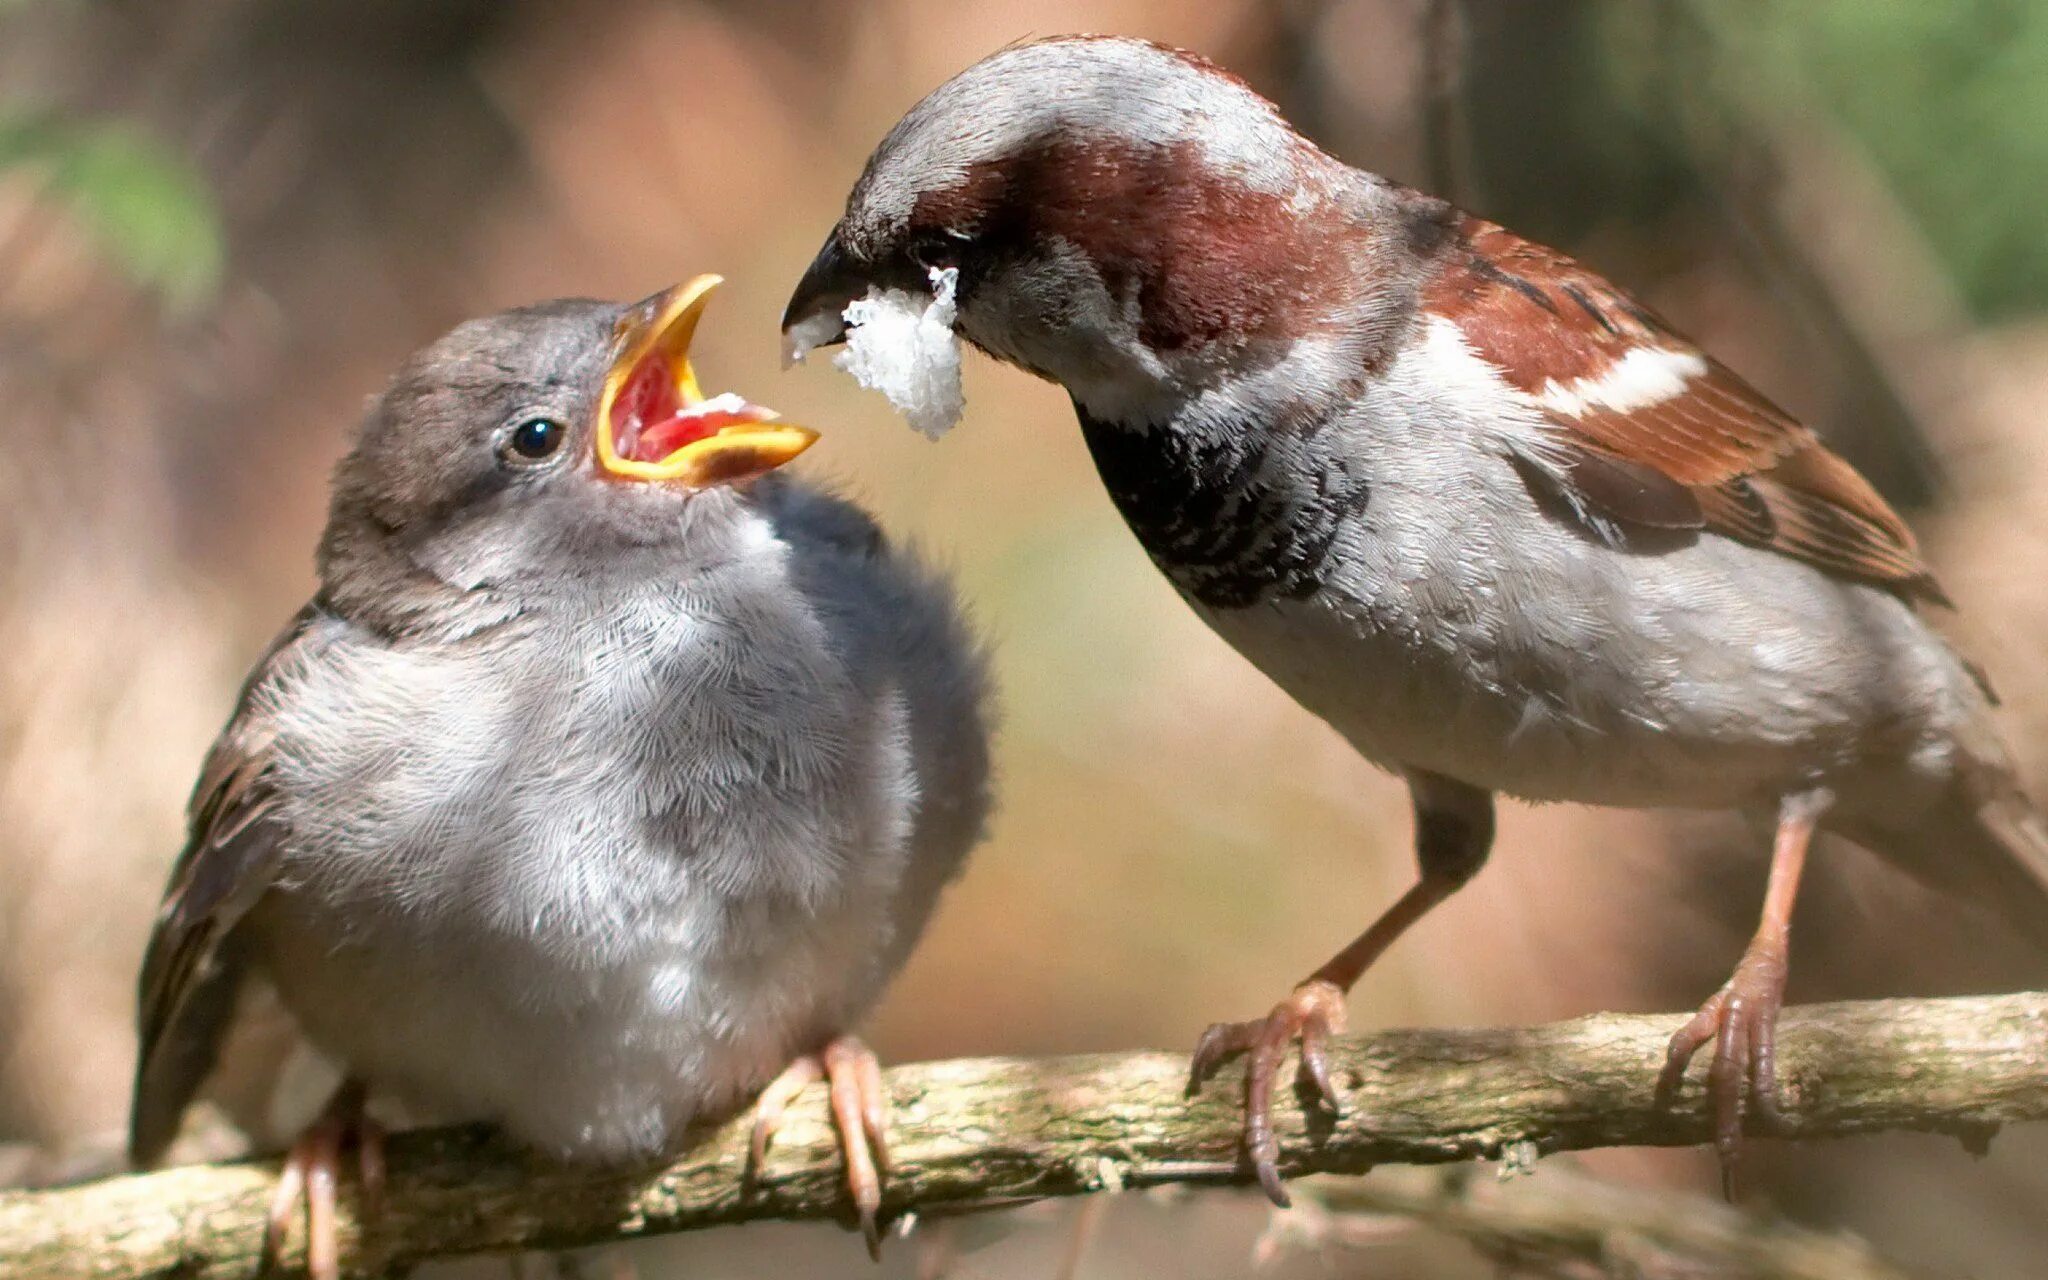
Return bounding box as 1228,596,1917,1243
261,1082,382,1280
748,1035,891,1259
1656,938,1791,1197
1185,979,1348,1207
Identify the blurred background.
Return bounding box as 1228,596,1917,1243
3,0,2046,1275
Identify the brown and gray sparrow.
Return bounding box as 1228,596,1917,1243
130,276,992,1272
782,35,2048,1202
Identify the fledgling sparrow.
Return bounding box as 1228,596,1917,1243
781,35,2048,1202
129,276,992,1272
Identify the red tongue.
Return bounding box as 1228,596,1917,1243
612,348,775,462
638,406,758,458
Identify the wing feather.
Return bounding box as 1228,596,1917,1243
128,606,323,1166
1423,216,1943,602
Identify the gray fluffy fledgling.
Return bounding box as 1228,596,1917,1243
130,277,991,1269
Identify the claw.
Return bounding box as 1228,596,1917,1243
1186,1021,1258,1097
1298,1014,1340,1112
843,1040,890,1174
1659,942,1789,1197
746,1055,824,1192
1749,998,1787,1131
749,1036,892,1259
260,1081,381,1280
1185,980,1348,1207
824,1038,886,1260
262,1144,307,1271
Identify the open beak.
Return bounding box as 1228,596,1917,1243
779,231,862,366
598,274,818,486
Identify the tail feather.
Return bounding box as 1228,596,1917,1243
1965,786,2048,957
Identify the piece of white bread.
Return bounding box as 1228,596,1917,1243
791,267,964,440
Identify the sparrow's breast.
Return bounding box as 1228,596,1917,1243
1078,343,1979,812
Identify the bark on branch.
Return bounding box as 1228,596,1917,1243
2,992,2043,1279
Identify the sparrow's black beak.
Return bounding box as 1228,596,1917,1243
780,230,862,367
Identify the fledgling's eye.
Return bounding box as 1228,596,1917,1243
501,417,566,465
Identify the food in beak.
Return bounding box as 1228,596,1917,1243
789,265,965,441
599,274,818,484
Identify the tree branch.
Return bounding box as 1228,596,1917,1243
2,992,2042,1279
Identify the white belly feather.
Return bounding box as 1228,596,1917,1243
249,558,929,1159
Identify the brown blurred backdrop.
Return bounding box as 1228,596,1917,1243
4,1,2046,1276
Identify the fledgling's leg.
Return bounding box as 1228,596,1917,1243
1657,789,1830,1197
748,1035,892,1257
1188,772,1494,1206
261,1080,382,1280
746,1054,824,1189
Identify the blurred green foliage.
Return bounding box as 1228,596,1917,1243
1679,0,2048,321
0,112,224,310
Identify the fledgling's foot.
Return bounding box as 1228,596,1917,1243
1657,939,1791,1197
262,1082,383,1280
1186,979,1348,1207
748,1035,891,1259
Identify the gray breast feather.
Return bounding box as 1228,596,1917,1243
1185,332,1983,816
239,482,990,1159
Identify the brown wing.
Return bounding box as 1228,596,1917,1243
128,607,323,1166
1424,216,1944,604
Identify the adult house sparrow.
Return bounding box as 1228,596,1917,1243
129,276,992,1273
782,36,2048,1202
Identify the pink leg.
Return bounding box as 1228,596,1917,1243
259,1080,381,1280
746,1054,824,1188
747,1036,892,1258
1188,770,1494,1207
1657,790,1829,1196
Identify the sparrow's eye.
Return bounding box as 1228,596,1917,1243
907,228,968,272
501,417,565,464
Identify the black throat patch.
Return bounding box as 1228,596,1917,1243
1074,401,1366,610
